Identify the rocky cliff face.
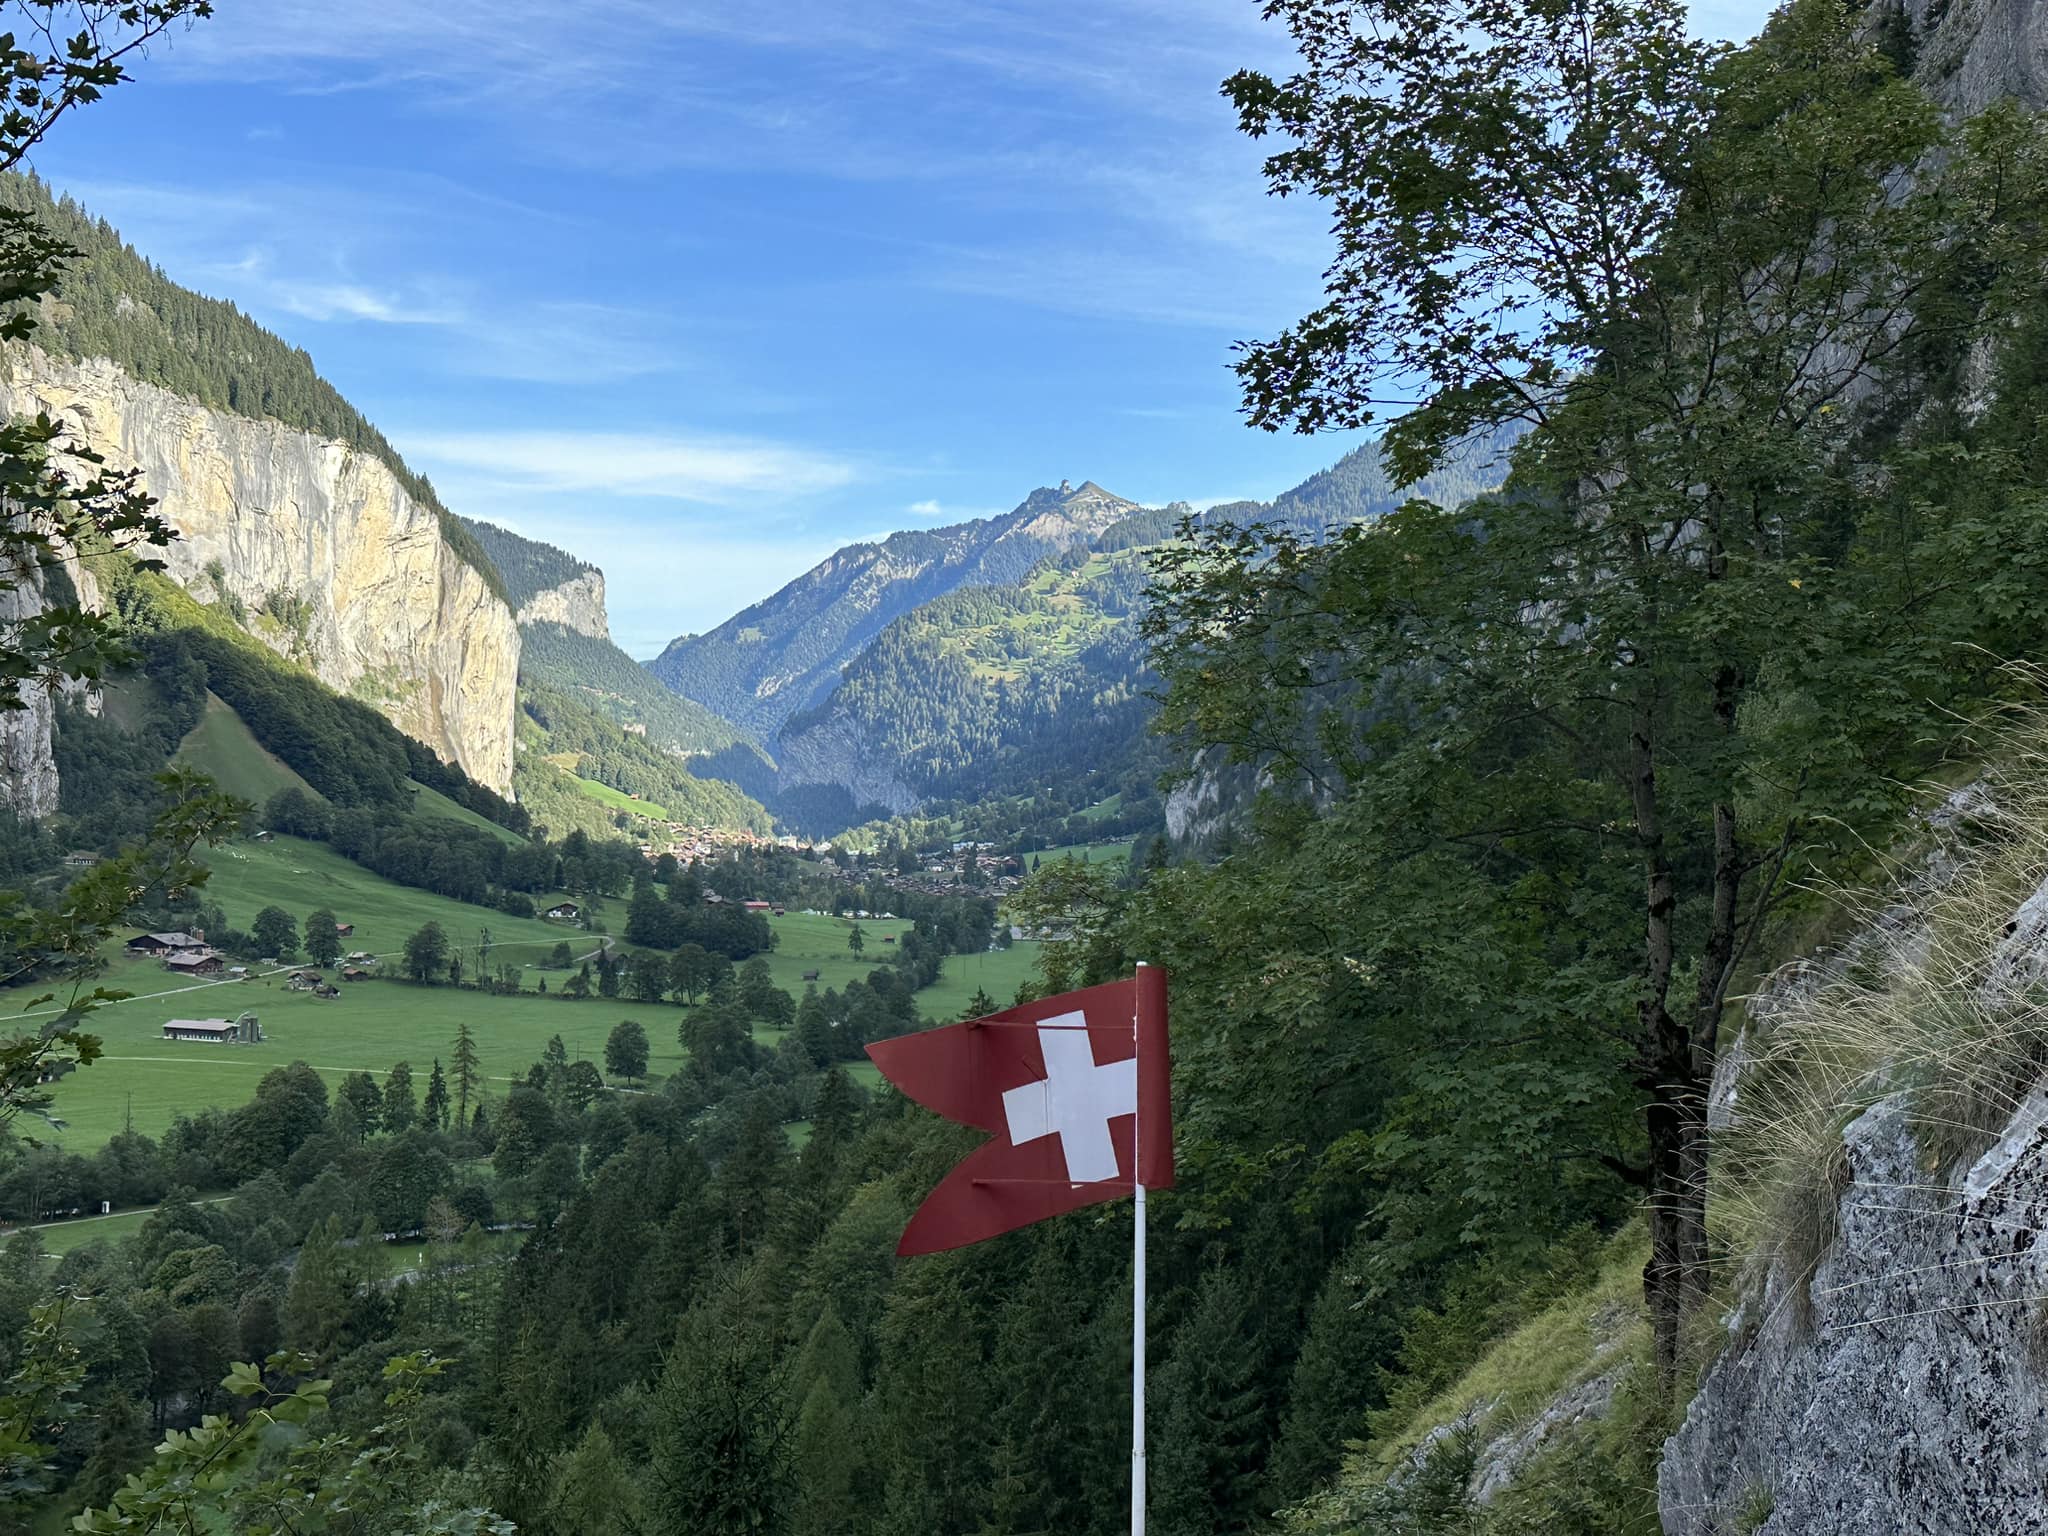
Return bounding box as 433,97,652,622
0,552,100,821
0,350,519,794
1661,1085,2048,1535
515,569,608,639
773,710,918,817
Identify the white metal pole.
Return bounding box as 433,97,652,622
1132,961,1149,1536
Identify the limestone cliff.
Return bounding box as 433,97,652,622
0,551,100,821
515,568,608,640
0,349,519,793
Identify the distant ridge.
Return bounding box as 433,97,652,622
647,478,1146,738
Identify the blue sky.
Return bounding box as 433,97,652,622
30,0,1775,655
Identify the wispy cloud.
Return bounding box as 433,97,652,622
404,429,861,502
903,497,1006,523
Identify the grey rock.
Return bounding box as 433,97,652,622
1660,1090,2048,1534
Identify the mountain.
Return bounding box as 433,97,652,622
774,541,1159,817
460,517,755,763
666,428,1522,833
647,478,1145,738
0,173,520,796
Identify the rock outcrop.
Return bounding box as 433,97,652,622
0,350,519,794
773,710,918,817
0,551,101,821
1660,1086,2048,1535
515,568,608,640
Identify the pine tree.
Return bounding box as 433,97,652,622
650,1274,790,1536
452,1021,481,1128
382,1060,417,1133
422,1058,450,1131
790,1307,861,1536
1150,1266,1267,1535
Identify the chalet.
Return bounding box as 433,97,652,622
162,1019,238,1043
226,965,249,979
313,982,340,999
340,966,372,982
163,951,223,976
742,900,772,913
545,902,582,922
801,969,820,982
286,970,321,992
251,829,275,842
61,850,100,867
882,936,896,945
334,922,355,937
345,951,376,964
128,931,202,956
773,907,786,917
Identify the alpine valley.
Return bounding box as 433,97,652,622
19,2,2048,1534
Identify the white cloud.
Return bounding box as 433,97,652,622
269,280,454,325
404,429,860,503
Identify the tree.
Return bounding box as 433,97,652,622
337,1072,383,1142
789,1308,860,1536
403,922,449,985
422,1059,450,1132
846,923,865,958
563,1060,604,1114
650,1275,790,1536
302,908,341,968
962,988,997,1022
382,1060,417,1134
604,1019,649,1083
1150,1267,1266,1536
0,1,223,729
452,1022,481,1130
492,1087,557,1180
670,943,719,1004
738,955,777,1018
628,951,668,1006
250,906,296,961
369,1133,450,1233
1185,0,2048,1369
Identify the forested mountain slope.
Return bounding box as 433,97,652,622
689,431,1520,832
773,545,1159,816
462,517,755,762
648,479,1145,736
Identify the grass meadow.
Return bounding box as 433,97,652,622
6,835,1033,1153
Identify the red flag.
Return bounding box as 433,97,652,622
866,968,1172,1256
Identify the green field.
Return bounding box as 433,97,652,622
175,692,321,806
1028,839,1133,869
911,945,1043,1021
410,781,526,845
569,775,667,820
3,837,1034,1152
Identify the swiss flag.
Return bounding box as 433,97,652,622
866,968,1172,1256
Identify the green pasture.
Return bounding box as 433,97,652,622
410,781,526,845
3,839,1034,1153
570,775,667,820
913,945,1043,1021
198,835,581,960
1027,839,1133,869
175,692,321,806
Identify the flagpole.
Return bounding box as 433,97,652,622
1131,961,1149,1536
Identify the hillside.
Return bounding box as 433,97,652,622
452,518,772,830
774,545,1159,815
648,479,1145,736
679,434,1519,833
